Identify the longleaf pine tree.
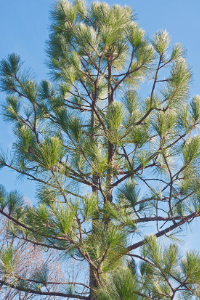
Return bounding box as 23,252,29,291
1,1,200,299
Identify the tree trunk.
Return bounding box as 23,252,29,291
89,97,99,299
106,61,114,204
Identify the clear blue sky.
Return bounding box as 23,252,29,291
0,0,200,250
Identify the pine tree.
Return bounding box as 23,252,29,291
1,0,200,299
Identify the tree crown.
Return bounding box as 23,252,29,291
0,0,200,299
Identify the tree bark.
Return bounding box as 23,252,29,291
89,96,99,300
106,60,114,204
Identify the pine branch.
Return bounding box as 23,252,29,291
0,280,89,299
128,210,200,252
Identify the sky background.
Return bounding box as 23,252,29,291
0,0,200,251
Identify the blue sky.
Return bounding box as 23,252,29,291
0,0,200,250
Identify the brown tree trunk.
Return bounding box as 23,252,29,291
89,97,99,300
106,61,114,204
